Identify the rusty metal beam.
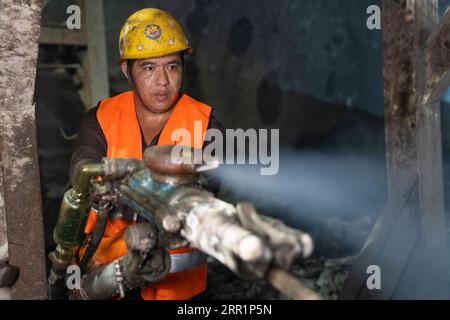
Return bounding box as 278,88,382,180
424,10,450,104
0,0,47,299
382,0,420,194
414,1,449,298
341,0,449,299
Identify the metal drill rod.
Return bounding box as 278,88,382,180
267,267,322,300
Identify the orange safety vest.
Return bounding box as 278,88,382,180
81,91,212,300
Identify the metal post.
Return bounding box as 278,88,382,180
0,0,47,299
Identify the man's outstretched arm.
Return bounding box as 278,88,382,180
69,107,107,185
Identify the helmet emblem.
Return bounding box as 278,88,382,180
144,24,162,40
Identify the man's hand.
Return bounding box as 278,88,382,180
122,248,171,288
69,223,171,300
120,223,171,289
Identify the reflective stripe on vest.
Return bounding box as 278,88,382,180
89,91,212,300
170,251,207,273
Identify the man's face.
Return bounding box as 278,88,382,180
123,53,183,113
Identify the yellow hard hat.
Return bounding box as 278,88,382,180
119,8,192,61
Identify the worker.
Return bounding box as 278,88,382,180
69,8,224,300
